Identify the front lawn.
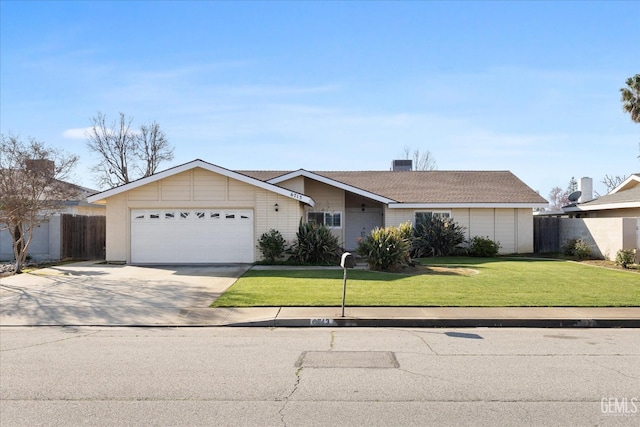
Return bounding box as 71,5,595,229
211,257,640,307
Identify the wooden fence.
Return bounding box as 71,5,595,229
61,214,106,260
533,217,560,253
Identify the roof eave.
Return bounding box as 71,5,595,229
563,201,640,212
388,202,549,209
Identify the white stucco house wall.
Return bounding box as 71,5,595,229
86,159,548,264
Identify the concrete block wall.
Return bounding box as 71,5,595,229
559,217,638,260
0,215,62,262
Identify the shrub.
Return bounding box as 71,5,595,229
258,229,286,263
562,238,592,260
573,239,592,260
356,224,411,271
615,249,636,268
287,219,341,265
411,216,466,258
562,238,579,256
469,236,501,257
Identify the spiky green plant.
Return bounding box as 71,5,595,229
287,219,341,265
356,224,411,271
411,216,466,257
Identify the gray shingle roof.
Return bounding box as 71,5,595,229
577,174,640,207
239,170,547,204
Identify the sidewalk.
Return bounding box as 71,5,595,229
179,306,640,328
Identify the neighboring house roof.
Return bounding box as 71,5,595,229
87,159,315,206
242,169,547,208
53,180,100,206
564,174,640,212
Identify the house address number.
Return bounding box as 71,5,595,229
290,192,304,200
310,318,335,326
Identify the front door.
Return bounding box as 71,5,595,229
345,207,383,251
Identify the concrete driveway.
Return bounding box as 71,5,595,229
0,261,251,326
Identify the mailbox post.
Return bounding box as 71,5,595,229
340,252,355,317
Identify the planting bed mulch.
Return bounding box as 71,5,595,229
580,259,640,273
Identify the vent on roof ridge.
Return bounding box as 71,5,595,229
391,159,412,171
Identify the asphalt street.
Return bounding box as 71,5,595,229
1,327,638,426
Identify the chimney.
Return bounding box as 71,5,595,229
392,159,412,171
578,177,593,203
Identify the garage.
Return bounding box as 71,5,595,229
131,209,254,263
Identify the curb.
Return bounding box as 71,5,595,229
229,318,640,328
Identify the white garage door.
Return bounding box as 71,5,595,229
131,209,254,263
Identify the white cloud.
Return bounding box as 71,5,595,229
62,127,91,139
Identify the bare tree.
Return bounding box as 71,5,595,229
137,121,172,178
86,112,174,188
0,134,79,273
548,186,569,210
401,146,438,171
547,177,579,209
601,174,628,194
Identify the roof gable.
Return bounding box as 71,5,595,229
266,170,397,204
87,159,315,206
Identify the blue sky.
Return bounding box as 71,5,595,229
1,1,639,198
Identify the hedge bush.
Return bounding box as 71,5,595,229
615,249,636,268
257,229,286,263
469,236,501,257
562,238,592,260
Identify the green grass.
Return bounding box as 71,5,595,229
211,257,640,307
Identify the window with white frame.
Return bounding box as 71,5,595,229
308,211,342,228
414,211,451,226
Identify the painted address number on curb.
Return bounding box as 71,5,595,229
310,318,335,326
